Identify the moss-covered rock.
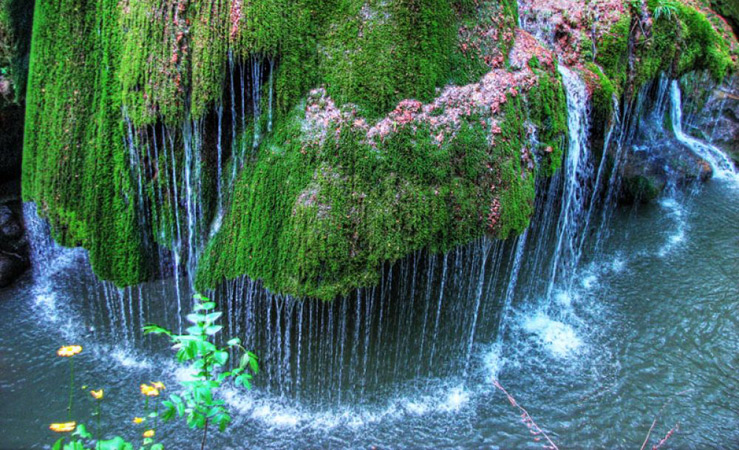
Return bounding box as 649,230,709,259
196,30,567,299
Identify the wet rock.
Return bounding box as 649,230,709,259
0,252,27,288
0,199,29,288
620,138,712,203
682,74,739,167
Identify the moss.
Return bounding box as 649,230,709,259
23,0,148,285
596,13,631,95
197,65,567,298
586,62,616,123
320,0,456,117
23,0,557,297
449,0,518,85
597,1,735,99
526,67,568,176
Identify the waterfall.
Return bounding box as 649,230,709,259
209,240,509,404
546,66,594,300
22,203,64,275
251,55,263,150
670,80,738,182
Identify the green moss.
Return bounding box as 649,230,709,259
586,62,616,125
319,0,456,117
526,67,568,176
23,0,560,297
596,13,630,95
197,64,567,298
23,0,147,285
597,1,735,99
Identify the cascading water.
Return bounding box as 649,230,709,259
546,66,595,300
670,80,739,182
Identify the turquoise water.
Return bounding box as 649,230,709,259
0,179,737,449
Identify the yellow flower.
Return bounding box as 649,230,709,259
140,383,160,397
143,429,155,438
90,389,104,400
57,345,82,357
150,381,165,391
133,417,145,424
49,422,76,433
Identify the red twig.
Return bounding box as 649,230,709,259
493,380,559,450
640,389,691,450
651,423,679,450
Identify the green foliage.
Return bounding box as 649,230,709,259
526,68,568,177
197,69,566,299
320,0,456,117
596,13,631,95
653,0,678,21
596,0,735,99
23,0,148,286
586,62,616,126
144,294,258,444
23,0,553,297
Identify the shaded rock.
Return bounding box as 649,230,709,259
711,0,739,39
0,205,22,240
682,73,739,167
0,252,27,288
0,105,24,180
0,196,29,288
620,138,712,203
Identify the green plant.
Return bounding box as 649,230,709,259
653,0,678,22
144,294,258,450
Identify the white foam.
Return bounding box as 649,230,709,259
220,380,473,432
611,256,625,272
483,343,504,381
523,312,582,358
109,348,154,370
658,197,687,257
554,290,575,307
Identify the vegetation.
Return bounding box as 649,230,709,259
145,294,259,450
23,0,566,299
594,0,737,102
47,294,257,450
21,0,737,299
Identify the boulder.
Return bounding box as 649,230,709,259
0,201,29,288
0,252,27,288
620,138,712,203
682,74,739,167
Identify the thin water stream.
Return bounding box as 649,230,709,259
1,174,737,449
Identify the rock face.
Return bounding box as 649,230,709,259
0,192,29,288
682,73,739,166
620,139,712,202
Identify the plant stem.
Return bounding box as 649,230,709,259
68,357,74,420
155,399,159,430
200,418,209,450
96,401,101,443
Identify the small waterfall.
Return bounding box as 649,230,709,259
267,57,275,133
251,54,263,150
22,203,64,275
210,239,509,404
546,66,595,300
670,80,738,181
